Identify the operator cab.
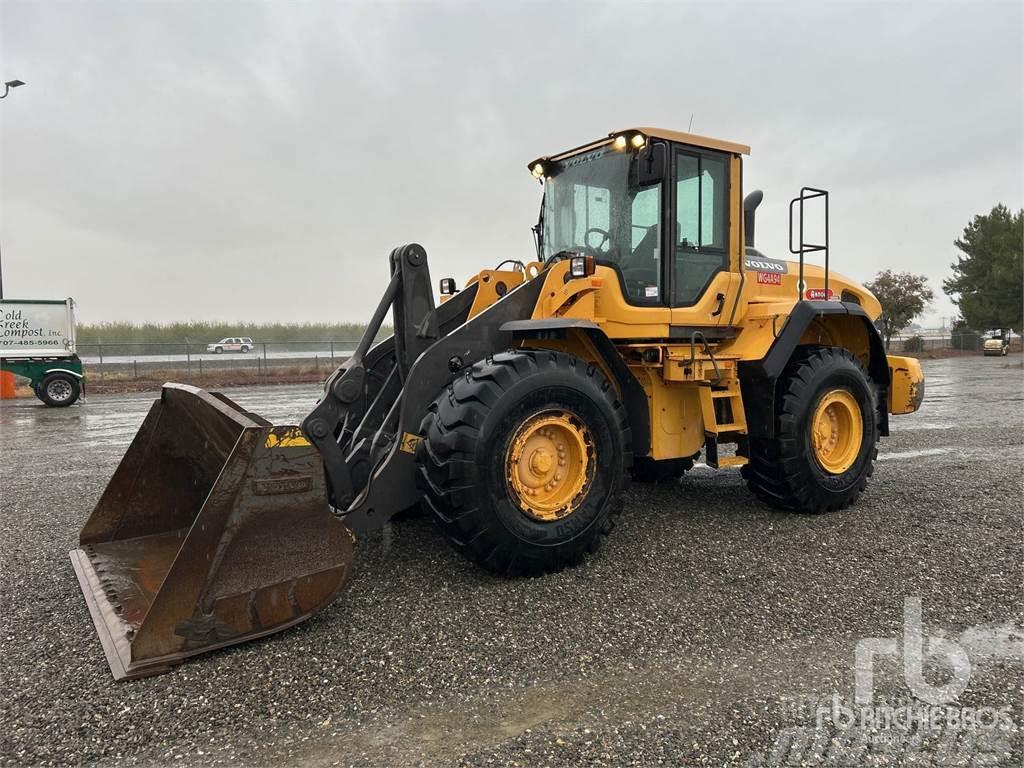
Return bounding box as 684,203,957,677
529,128,749,308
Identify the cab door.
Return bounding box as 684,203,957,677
668,148,742,331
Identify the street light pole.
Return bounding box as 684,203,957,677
0,79,25,99
0,79,26,298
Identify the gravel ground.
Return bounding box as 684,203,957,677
1,357,1021,767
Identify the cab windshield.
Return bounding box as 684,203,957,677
542,147,662,303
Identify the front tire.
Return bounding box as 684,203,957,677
419,350,631,577
39,372,81,407
742,346,878,513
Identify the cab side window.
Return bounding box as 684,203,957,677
674,152,729,305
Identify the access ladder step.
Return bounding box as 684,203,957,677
703,432,750,470
698,380,748,438
716,456,749,469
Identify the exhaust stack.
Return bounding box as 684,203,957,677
743,190,764,248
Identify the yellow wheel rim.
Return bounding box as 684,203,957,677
506,411,594,522
810,389,863,474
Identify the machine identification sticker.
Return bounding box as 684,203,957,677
805,287,836,301
265,428,311,448
644,286,658,298
756,271,783,286
744,256,788,274
400,432,423,454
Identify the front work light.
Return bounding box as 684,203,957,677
613,132,647,151
531,162,545,179
569,255,595,278
439,277,457,295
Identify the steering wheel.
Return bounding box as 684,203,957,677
583,227,611,253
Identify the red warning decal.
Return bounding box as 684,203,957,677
805,287,836,301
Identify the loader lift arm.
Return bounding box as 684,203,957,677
301,244,546,535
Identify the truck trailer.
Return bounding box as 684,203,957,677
0,298,85,406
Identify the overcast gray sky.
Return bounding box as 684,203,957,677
1,0,1021,326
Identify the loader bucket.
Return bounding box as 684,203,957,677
69,383,355,681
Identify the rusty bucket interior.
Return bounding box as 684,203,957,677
70,383,355,681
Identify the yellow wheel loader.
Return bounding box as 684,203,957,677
70,127,926,680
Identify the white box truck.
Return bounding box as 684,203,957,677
0,298,85,406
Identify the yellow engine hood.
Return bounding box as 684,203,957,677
744,258,882,320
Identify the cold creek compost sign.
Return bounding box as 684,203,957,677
0,300,76,358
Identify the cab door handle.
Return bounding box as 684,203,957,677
711,293,725,316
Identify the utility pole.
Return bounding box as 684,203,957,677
0,79,27,299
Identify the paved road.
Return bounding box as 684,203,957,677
1,357,1021,766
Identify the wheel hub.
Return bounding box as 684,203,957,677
48,379,73,402
810,389,863,474
506,411,594,522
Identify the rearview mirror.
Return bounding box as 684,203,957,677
632,141,667,187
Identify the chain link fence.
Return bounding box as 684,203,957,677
888,333,1021,354
72,331,1020,383
77,340,360,381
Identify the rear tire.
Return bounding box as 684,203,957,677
418,350,632,577
631,454,696,483
39,372,81,407
741,346,878,513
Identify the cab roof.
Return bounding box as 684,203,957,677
542,127,750,165
631,127,750,156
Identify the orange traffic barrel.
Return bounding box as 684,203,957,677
0,370,18,399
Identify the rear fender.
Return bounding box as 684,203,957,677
738,301,891,439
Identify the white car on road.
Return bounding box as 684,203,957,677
207,337,254,354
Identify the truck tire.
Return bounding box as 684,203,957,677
39,372,81,407
419,349,632,577
631,454,696,483
741,346,878,513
